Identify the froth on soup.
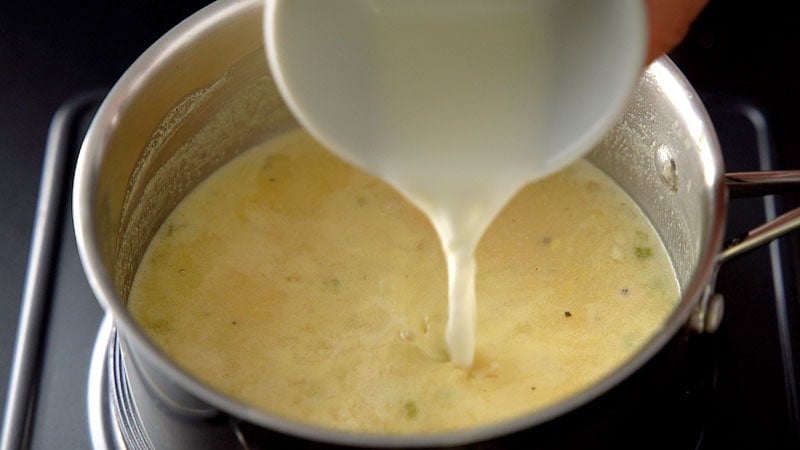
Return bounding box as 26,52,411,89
127,129,679,433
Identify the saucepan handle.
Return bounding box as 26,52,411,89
725,170,800,198
690,170,800,333
718,170,800,264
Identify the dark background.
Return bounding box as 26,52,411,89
1,0,799,448
0,0,216,410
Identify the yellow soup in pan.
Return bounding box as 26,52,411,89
128,129,679,434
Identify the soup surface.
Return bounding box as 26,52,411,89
128,129,679,433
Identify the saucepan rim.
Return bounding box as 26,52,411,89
72,0,727,447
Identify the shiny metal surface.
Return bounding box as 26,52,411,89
89,315,244,450
726,171,800,198
720,208,800,264
88,315,130,450
71,0,797,447
1,93,104,450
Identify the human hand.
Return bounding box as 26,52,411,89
645,0,709,64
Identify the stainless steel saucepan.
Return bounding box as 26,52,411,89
72,0,800,447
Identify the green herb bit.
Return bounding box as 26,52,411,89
634,246,653,258
355,195,368,207
322,278,342,291
404,400,418,419
165,222,186,237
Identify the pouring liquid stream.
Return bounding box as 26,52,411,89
265,0,645,368
364,5,557,368
274,2,560,369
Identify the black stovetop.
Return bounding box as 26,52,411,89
2,2,800,449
